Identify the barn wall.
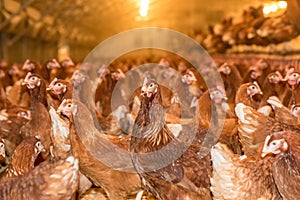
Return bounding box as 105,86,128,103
0,32,58,63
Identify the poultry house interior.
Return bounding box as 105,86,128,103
1,0,300,199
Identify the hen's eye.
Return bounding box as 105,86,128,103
67,104,72,108
0,144,4,148
292,73,299,78
57,83,62,87
271,142,277,146
250,86,256,90
30,77,36,81
36,141,41,147
149,83,154,88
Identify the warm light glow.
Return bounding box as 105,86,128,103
263,6,271,14
278,1,287,9
139,0,150,17
263,1,287,16
270,4,278,12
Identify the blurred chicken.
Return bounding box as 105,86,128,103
210,142,281,200
42,58,61,82
0,156,79,200
131,77,212,200
282,67,300,107
260,71,286,106
218,62,242,105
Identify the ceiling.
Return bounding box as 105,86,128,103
0,0,270,46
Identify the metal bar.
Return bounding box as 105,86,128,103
7,0,63,46
0,0,36,30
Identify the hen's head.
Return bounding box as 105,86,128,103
0,139,5,158
60,57,74,68
47,78,67,95
261,133,288,158
246,81,263,97
267,71,283,84
256,59,269,70
46,59,61,70
71,70,85,87
141,77,159,99
283,67,300,86
218,63,231,75
22,59,40,71
248,67,261,80
209,85,227,104
8,64,22,76
111,69,125,81
22,72,42,89
57,99,74,118
7,106,31,121
181,70,197,85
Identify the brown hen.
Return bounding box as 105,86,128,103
261,131,300,200
210,142,281,200
130,77,212,200
1,136,44,180
0,156,79,200
57,99,142,200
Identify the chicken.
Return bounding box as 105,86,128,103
95,68,125,117
57,99,142,200
235,81,263,109
0,156,79,200
261,130,300,199
20,73,52,159
235,103,300,156
197,86,228,128
47,77,73,109
282,67,300,107
42,58,61,81
130,77,212,200
48,106,72,160
0,106,31,155
1,136,44,180
260,71,286,106
71,70,131,136
0,138,7,172
210,142,281,200
267,96,299,125
0,69,11,110
218,62,242,104
22,72,48,107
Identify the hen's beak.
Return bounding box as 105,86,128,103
21,80,27,86
141,86,147,96
46,86,52,91
57,107,63,114
261,152,269,158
